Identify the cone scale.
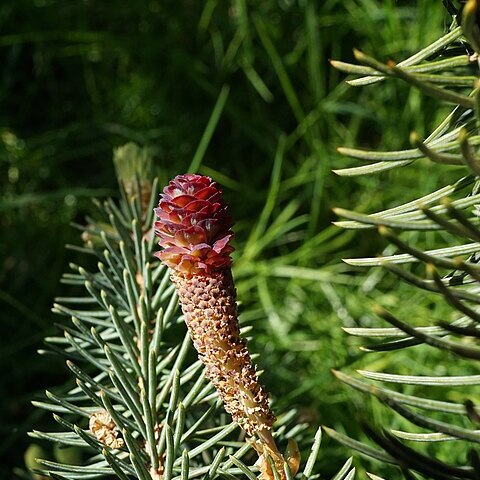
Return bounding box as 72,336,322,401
154,174,299,479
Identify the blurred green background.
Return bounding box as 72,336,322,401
1,0,456,477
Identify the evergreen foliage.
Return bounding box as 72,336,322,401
328,0,480,477
14,1,480,479
29,151,354,479
3,4,451,477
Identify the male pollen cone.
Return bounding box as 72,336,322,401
154,174,299,478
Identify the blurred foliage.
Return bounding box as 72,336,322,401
0,0,456,477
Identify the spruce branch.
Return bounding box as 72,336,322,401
30,145,355,480
329,2,480,477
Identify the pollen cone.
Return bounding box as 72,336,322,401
154,174,299,479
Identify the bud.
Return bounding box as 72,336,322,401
113,142,154,213
89,410,124,449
